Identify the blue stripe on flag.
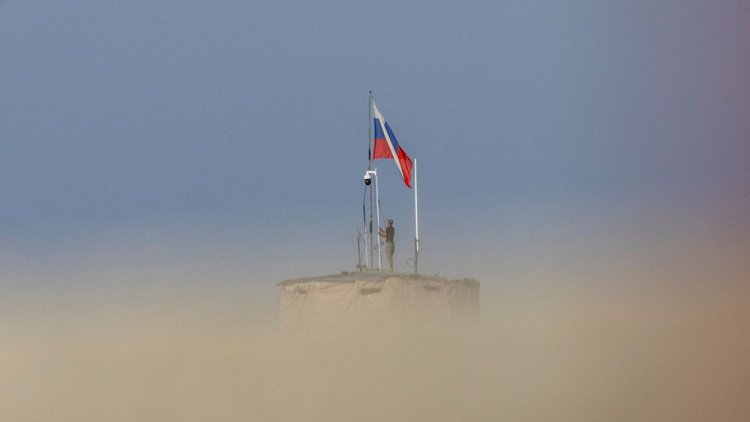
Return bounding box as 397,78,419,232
374,118,385,139
384,122,400,149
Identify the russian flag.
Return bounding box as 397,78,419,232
372,102,413,188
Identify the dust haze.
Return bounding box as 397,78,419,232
2,263,748,421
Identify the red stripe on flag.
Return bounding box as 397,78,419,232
373,138,393,159
397,147,413,188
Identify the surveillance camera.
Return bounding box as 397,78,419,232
363,172,372,185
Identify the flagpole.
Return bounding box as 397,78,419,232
374,169,382,271
414,159,419,275
368,90,372,168
368,90,374,270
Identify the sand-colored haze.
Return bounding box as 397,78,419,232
1,278,748,421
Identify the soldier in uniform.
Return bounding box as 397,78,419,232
379,219,395,272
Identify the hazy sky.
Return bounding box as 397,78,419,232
3,4,749,420
2,0,749,293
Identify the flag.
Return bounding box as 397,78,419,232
372,102,413,188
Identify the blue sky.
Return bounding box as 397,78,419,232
2,1,749,295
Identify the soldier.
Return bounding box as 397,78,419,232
378,219,395,272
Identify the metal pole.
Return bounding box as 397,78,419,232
364,200,370,270
363,193,370,270
369,196,373,270
414,159,419,275
357,231,362,271
368,90,373,167
368,91,373,270
374,169,382,271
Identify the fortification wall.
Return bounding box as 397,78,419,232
278,272,480,329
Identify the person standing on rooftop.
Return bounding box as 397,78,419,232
379,219,395,272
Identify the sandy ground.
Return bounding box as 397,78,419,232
1,280,748,421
